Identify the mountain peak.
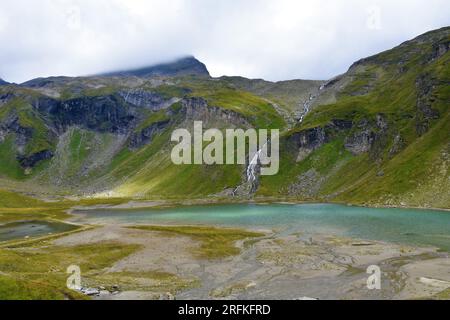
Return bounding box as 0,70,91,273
0,78,9,85
101,56,210,78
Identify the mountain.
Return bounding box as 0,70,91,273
100,56,210,78
218,76,323,125
259,26,450,208
0,78,8,85
0,27,448,208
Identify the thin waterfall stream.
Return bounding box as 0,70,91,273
243,82,326,191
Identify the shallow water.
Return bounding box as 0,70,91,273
0,220,78,241
73,203,450,251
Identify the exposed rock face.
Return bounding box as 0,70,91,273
287,169,325,197
344,115,389,158
344,127,374,155
0,93,145,168
180,97,251,128
118,89,180,110
129,119,170,149
389,133,405,157
9,94,254,168
375,114,388,130
415,74,440,136
292,127,327,161
429,39,449,61
32,95,138,134
0,92,14,107
0,114,33,152
0,113,54,169
290,115,395,162
370,115,389,161
290,120,352,161
233,179,259,198
17,150,53,168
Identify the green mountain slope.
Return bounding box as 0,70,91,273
0,28,448,208
259,27,450,208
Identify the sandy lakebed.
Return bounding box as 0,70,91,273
46,202,450,300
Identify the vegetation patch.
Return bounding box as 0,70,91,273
0,242,140,300
130,225,264,259
434,288,450,300
84,270,199,295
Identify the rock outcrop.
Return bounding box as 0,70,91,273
429,38,449,62
344,115,389,159
289,119,352,161
415,74,440,136
32,95,138,134
119,89,181,110
289,114,398,163
0,114,33,152
129,119,170,149
17,150,53,168
0,92,14,107
180,97,251,128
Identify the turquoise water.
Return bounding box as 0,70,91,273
73,203,450,251
0,220,78,242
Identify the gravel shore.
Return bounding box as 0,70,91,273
53,223,450,300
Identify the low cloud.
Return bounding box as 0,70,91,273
0,0,449,83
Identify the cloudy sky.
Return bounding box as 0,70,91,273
0,0,449,83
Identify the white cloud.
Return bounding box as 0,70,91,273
0,0,449,83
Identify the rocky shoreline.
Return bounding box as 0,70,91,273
68,198,450,213
53,222,450,300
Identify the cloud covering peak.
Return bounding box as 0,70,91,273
0,0,449,83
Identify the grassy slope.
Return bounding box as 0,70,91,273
0,77,285,197
259,29,450,208
32,127,123,192
0,187,131,225
220,76,323,113
0,98,53,156
331,112,449,207
95,81,286,198
0,32,448,299
0,189,45,208
106,121,244,198
182,78,286,128
0,242,139,299
0,29,447,208
0,136,25,179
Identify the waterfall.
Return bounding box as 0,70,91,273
244,83,326,190
297,81,327,123
298,94,314,123
246,147,261,183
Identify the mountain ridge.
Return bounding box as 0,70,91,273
0,27,448,208
98,56,210,78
